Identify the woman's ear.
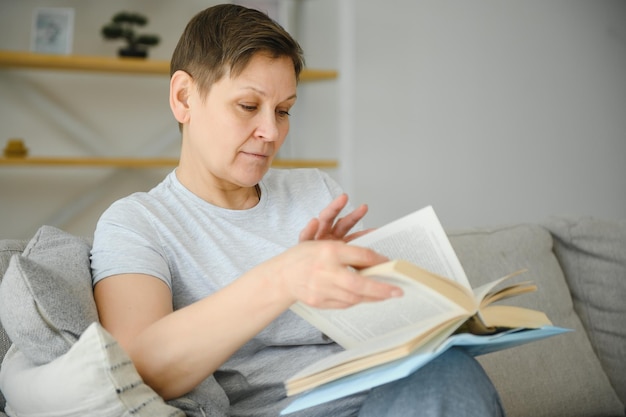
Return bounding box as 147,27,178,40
170,70,193,124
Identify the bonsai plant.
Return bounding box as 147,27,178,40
101,12,160,58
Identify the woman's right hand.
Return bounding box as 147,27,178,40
299,194,375,243
268,240,403,310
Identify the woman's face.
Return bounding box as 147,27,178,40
182,53,297,193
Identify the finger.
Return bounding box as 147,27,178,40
314,295,398,310
336,244,389,270
315,194,349,239
343,228,377,243
299,218,320,242
302,275,397,309
328,271,403,308
346,273,403,301
331,204,368,239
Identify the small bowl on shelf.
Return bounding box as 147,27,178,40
3,139,28,158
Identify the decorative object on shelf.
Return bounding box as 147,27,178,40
3,139,28,158
101,12,160,58
31,8,75,55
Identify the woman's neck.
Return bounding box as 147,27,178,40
175,167,260,210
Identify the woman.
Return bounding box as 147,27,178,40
91,4,504,416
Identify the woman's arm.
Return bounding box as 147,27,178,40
95,265,291,400
94,240,400,400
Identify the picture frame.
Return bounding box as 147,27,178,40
31,7,75,55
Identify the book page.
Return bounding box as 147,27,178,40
478,305,552,329
286,312,465,395
291,272,467,349
351,206,470,288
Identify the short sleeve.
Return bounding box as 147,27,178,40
90,198,171,288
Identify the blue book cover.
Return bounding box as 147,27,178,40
281,326,569,415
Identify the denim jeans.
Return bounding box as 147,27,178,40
357,348,505,417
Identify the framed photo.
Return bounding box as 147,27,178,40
31,7,75,54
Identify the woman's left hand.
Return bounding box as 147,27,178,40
299,194,374,243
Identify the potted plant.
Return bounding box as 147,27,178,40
101,12,160,58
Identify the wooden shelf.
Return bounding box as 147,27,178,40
0,50,339,170
0,50,338,81
0,156,338,169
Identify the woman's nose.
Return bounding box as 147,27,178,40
255,111,280,142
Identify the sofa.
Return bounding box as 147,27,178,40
0,216,624,416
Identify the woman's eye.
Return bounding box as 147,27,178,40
240,104,257,112
277,109,291,118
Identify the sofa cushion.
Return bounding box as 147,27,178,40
0,240,27,354
0,225,97,365
545,216,626,407
0,322,185,417
449,223,624,417
0,238,28,411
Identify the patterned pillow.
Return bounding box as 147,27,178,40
0,322,184,416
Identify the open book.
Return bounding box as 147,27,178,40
282,206,568,414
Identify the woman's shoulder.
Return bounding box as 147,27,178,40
99,172,177,221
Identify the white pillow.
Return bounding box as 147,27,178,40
0,322,185,417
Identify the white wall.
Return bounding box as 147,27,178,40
350,0,626,229
0,1,624,238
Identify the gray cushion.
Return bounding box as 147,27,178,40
449,223,624,417
0,226,97,365
545,216,626,407
0,239,27,276
0,238,27,411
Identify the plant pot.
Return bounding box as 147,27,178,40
118,47,148,58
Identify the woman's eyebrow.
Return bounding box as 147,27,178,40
241,86,297,101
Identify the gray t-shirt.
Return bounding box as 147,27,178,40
91,168,365,417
